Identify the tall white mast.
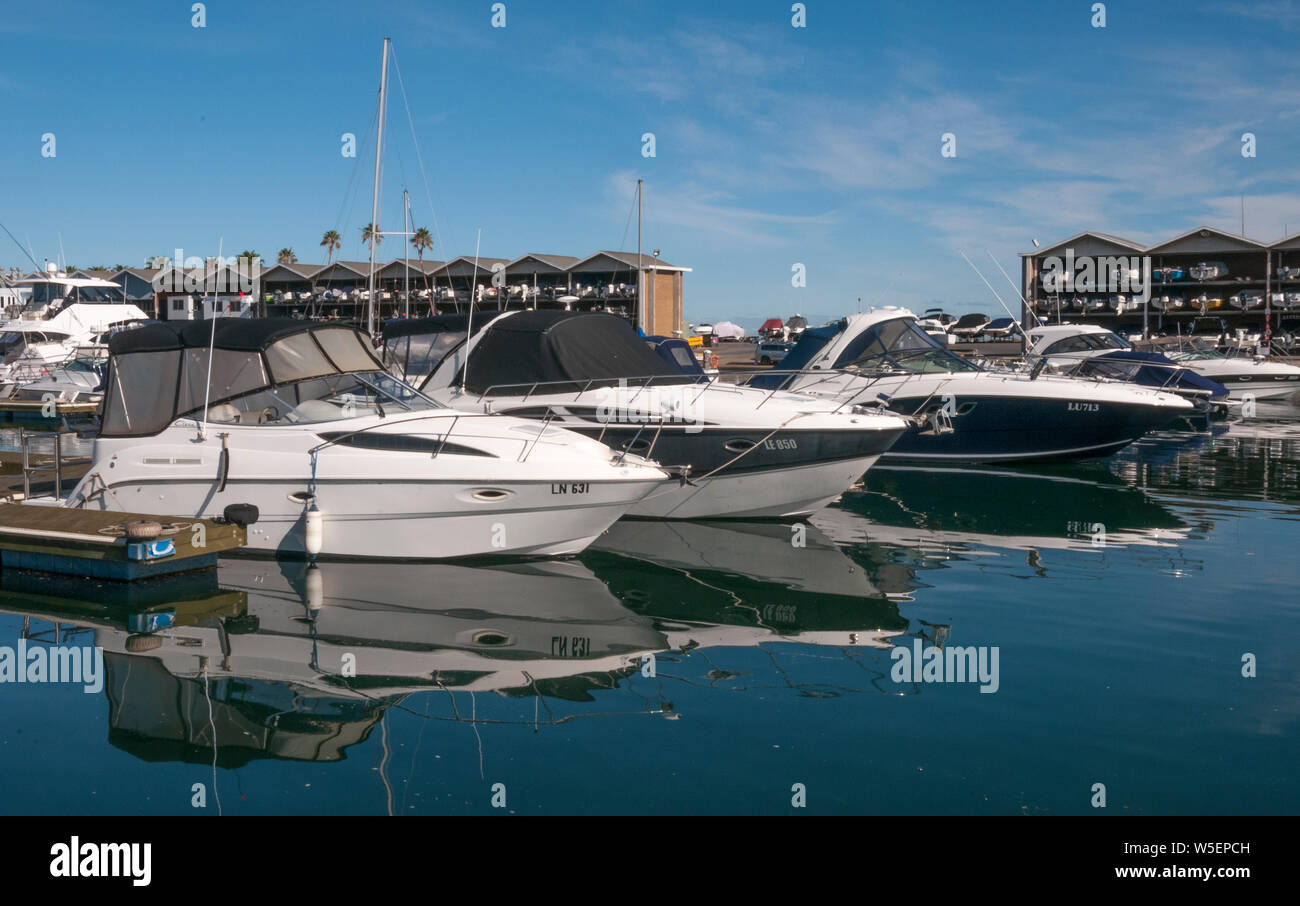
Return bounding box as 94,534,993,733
367,37,390,337
403,189,410,319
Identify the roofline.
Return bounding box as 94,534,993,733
1143,225,1268,253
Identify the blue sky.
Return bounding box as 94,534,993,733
3,0,1299,327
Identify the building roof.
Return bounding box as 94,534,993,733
1143,225,1267,254
569,251,690,272
504,253,580,273
1021,231,1146,257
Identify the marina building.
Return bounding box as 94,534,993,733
63,250,691,334
1020,226,1300,340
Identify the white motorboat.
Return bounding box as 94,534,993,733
0,271,149,387
56,318,668,559
382,311,910,519
1150,338,1300,400
747,308,1195,463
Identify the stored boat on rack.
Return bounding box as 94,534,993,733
54,318,668,558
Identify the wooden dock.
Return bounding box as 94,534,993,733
0,503,246,580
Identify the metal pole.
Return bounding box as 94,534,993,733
403,189,410,319
367,37,390,337
637,178,643,330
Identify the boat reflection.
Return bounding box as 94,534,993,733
585,519,913,646
1114,411,1300,506
0,524,929,766
812,465,1204,573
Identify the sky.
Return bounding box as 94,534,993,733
3,0,1300,328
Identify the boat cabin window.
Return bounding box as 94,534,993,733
74,285,126,303
833,318,979,373
26,283,66,307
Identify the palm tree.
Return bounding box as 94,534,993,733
277,248,297,265
411,227,433,304
238,250,260,264
361,222,382,251
320,230,341,266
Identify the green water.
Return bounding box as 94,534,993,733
0,407,1297,815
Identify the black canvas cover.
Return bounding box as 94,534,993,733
464,311,689,394
383,314,475,340
108,317,337,355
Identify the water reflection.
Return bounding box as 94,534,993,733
816,464,1203,572
0,522,924,768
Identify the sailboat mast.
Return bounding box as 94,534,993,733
404,189,410,319
367,37,390,337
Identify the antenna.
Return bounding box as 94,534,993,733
462,227,482,390
0,221,41,270
366,37,391,337
958,250,1030,339
983,250,1044,327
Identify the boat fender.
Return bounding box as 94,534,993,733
305,563,323,613
222,503,259,527
304,502,323,557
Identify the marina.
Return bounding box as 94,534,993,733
0,412,1296,816
0,1,1295,868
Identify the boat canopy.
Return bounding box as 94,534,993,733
381,314,475,379
463,310,691,395
1072,351,1228,399
102,319,384,437
747,321,847,389
645,335,706,378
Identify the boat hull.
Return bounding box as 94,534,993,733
879,394,1184,462
75,475,655,559
562,424,905,518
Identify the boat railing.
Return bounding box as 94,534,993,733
304,409,567,464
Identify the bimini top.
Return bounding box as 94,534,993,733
102,318,384,437
463,310,690,395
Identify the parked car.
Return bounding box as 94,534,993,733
755,341,793,365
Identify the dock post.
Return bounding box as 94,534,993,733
20,427,29,499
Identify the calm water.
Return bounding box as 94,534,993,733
1,405,1297,815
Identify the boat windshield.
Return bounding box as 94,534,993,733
833,317,980,374
1165,339,1226,362
194,370,440,425
73,285,126,303
384,328,466,379
1041,332,1132,355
